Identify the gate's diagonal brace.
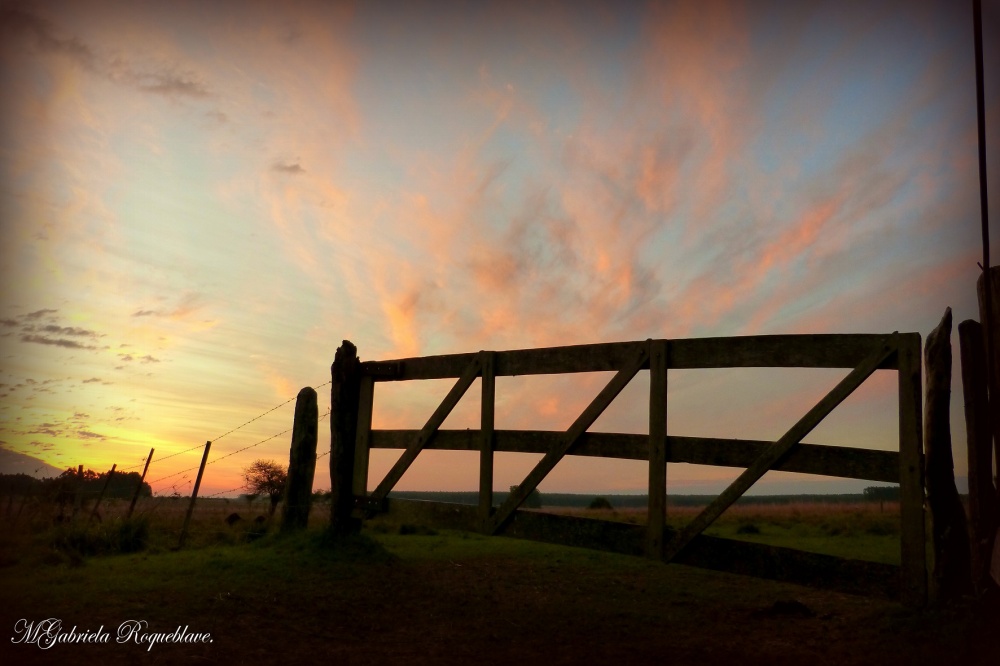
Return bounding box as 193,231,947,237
366,355,484,507
662,333,899,563
486,344,651,534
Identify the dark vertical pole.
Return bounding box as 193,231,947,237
126,448,154,520
178,441,211,549
282,387,319,533
479,351,496,532
89,464,116,522
647,339,667,558
330,340,362,536
973,0,998,498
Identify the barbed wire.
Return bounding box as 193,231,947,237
120,443,204,471
203,485,247,499
144,380,331,488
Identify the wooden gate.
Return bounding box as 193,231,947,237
330,333,926,606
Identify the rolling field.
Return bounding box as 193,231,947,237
0,497,995,665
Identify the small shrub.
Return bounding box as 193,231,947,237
736,523,761,535
588,497,614,510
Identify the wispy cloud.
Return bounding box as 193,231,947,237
1,7,210,99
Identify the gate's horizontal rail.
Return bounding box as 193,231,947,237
361,334,906,380
374,498,900,600
369,429,899,483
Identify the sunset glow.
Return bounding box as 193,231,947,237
1,0,997,497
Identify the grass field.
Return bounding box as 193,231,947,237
0,496,995,665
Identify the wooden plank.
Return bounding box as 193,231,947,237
479,351,496,532
368,357,482,504
647,339,667,558
668,334,897,369
486,346,650,534
897,332,928,607
352,376,374,498
663,334,898,563
362,334,903,381
376,498,899,599
368,430,900,483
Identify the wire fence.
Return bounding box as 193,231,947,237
2,380,339,547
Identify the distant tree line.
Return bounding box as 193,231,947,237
0,468,152,503
863,485,900,502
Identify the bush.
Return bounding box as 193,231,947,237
736,523,761,535
588,497,614,510
50,516,149,559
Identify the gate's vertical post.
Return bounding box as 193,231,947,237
282,387,319,533
647,339,668,558
354,376,374,500
479,351,496,532
897,332,927,606
330,340,362,536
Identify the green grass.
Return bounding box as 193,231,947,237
1,512,995,666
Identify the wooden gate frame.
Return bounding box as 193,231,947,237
332,333,926,606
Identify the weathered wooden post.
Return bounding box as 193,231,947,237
329,341,362,536
89,464,116,522
959,319,998,594
479,351,496,533
126,448,154,520
647,339,667,559
178,441,211,549
923,308,972,602
282,387,319,533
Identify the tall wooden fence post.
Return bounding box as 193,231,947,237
924,308,972,602
647,339,667,558
126,448,154,520
89,464,116,522
178,441,211,549
959,319,998,594
479,351,496,533
330,340,362,537
282,387,319,533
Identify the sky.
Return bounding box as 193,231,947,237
1,0,997,499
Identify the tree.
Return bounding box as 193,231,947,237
242,459,287,517
509,485,542,509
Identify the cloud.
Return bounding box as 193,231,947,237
131,292,205,320
272,161,305,175
23,309,58,320
2,6,210,99
20,334,98,350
